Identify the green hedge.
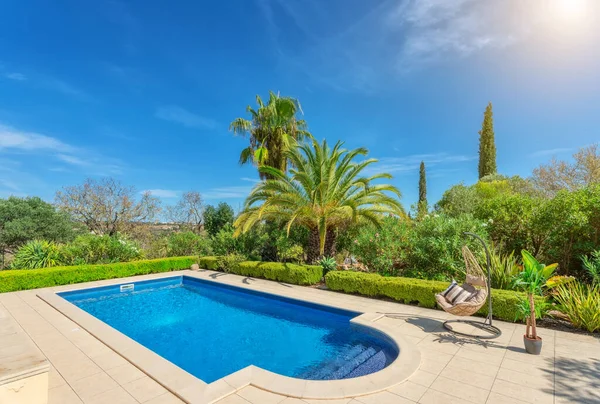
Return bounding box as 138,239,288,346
0,256,197,293
198,256,322,286
325,270,545,323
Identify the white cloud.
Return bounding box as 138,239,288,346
6,72,26,81
240,177,261,183
0,124,76,153
142,189,179,198
367,152,475,175
530,147,573,157
156,105,217,130
203,186,254,199
0,123,123,175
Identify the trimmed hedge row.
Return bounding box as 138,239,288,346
325,270,544,323
0,256,197,293
198,256,323,286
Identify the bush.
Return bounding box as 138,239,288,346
0,256,197,293
166,231,212,257
211,224,265,260
197,256,322,285
405,214,488,281
324,270,545,323
487,247,520,290
216,253,246,273
11,240,61,269
554,282,600,333
60,234,142,265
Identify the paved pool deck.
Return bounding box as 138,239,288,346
0,268,598,404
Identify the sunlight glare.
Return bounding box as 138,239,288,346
552,0,588,20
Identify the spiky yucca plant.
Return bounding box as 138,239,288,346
234,139,404,261
11,240,61,269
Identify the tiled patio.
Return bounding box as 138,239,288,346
1,269,598,404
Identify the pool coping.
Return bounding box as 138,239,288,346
38,270,421,403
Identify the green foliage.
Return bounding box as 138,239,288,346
229,91,311,179
418,161,427,218
347,216,411,276
324,270,545,323
318,256,336,276
554,282,600,333
488,247,520,290
514,296,552,323
60,234,142,266
435,183,480,216
198,256,322,285
216,253,247,273
0,257,197,293
165,231,212,257
405,214,488,280
513,250,558,296
0,196,79,267
478,102,497,179
10,240,61,269
582,251,600,285
211,223,265,259
235,139,404,261
203,202,234,237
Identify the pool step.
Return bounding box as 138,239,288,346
299,345,368,380
325,347,378,380
344,349,387,379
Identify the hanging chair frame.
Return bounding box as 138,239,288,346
442,232,502,339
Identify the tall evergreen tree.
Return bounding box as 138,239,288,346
478,102,497,179
418,161,427,216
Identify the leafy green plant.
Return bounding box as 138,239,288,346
513,250,557,340
10,240,61,269
581,251,600,285
554,282,600,333
166,231,212,257
216,253,246,273
318,256,337,277
60,234,142,265
488,247,520,290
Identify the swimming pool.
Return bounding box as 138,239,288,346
59,276,398,384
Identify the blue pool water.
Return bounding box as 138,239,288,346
59,276,398,383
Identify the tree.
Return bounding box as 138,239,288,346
166,191,204,233
532,144,600,197
418,161,428,217
229,91,311,179
478,102,497,179
203,202,234,237
0,196,78,268
55,178,161,236
234,139,404,262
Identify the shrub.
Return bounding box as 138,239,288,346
346,216,411,276
166,231,212,257
318,256,336,277
216,253,246,273
582,251,600,285
554,282,600,333
211,224,265,260
60,234,142,265
324,270,545,323
0,256,197,293
405,214,488,281
234,261,322,285
487,247,520,290
197,256,322,285
11,240,61,269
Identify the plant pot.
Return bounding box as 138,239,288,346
524,335,543,355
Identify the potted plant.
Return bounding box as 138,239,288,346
513,250,557,355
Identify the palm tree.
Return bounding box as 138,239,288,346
229,91,311,179
234,139,405,261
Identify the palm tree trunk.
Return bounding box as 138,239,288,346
528,293,537,339
307,228,320,264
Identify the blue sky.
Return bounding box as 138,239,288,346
1,0,599,212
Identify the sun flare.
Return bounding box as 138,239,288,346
553,0,589,19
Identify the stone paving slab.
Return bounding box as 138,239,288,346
0,269,598,404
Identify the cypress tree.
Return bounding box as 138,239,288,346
418,161,427,217
478,102,497,179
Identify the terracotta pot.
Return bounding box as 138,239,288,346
524,335,543,355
